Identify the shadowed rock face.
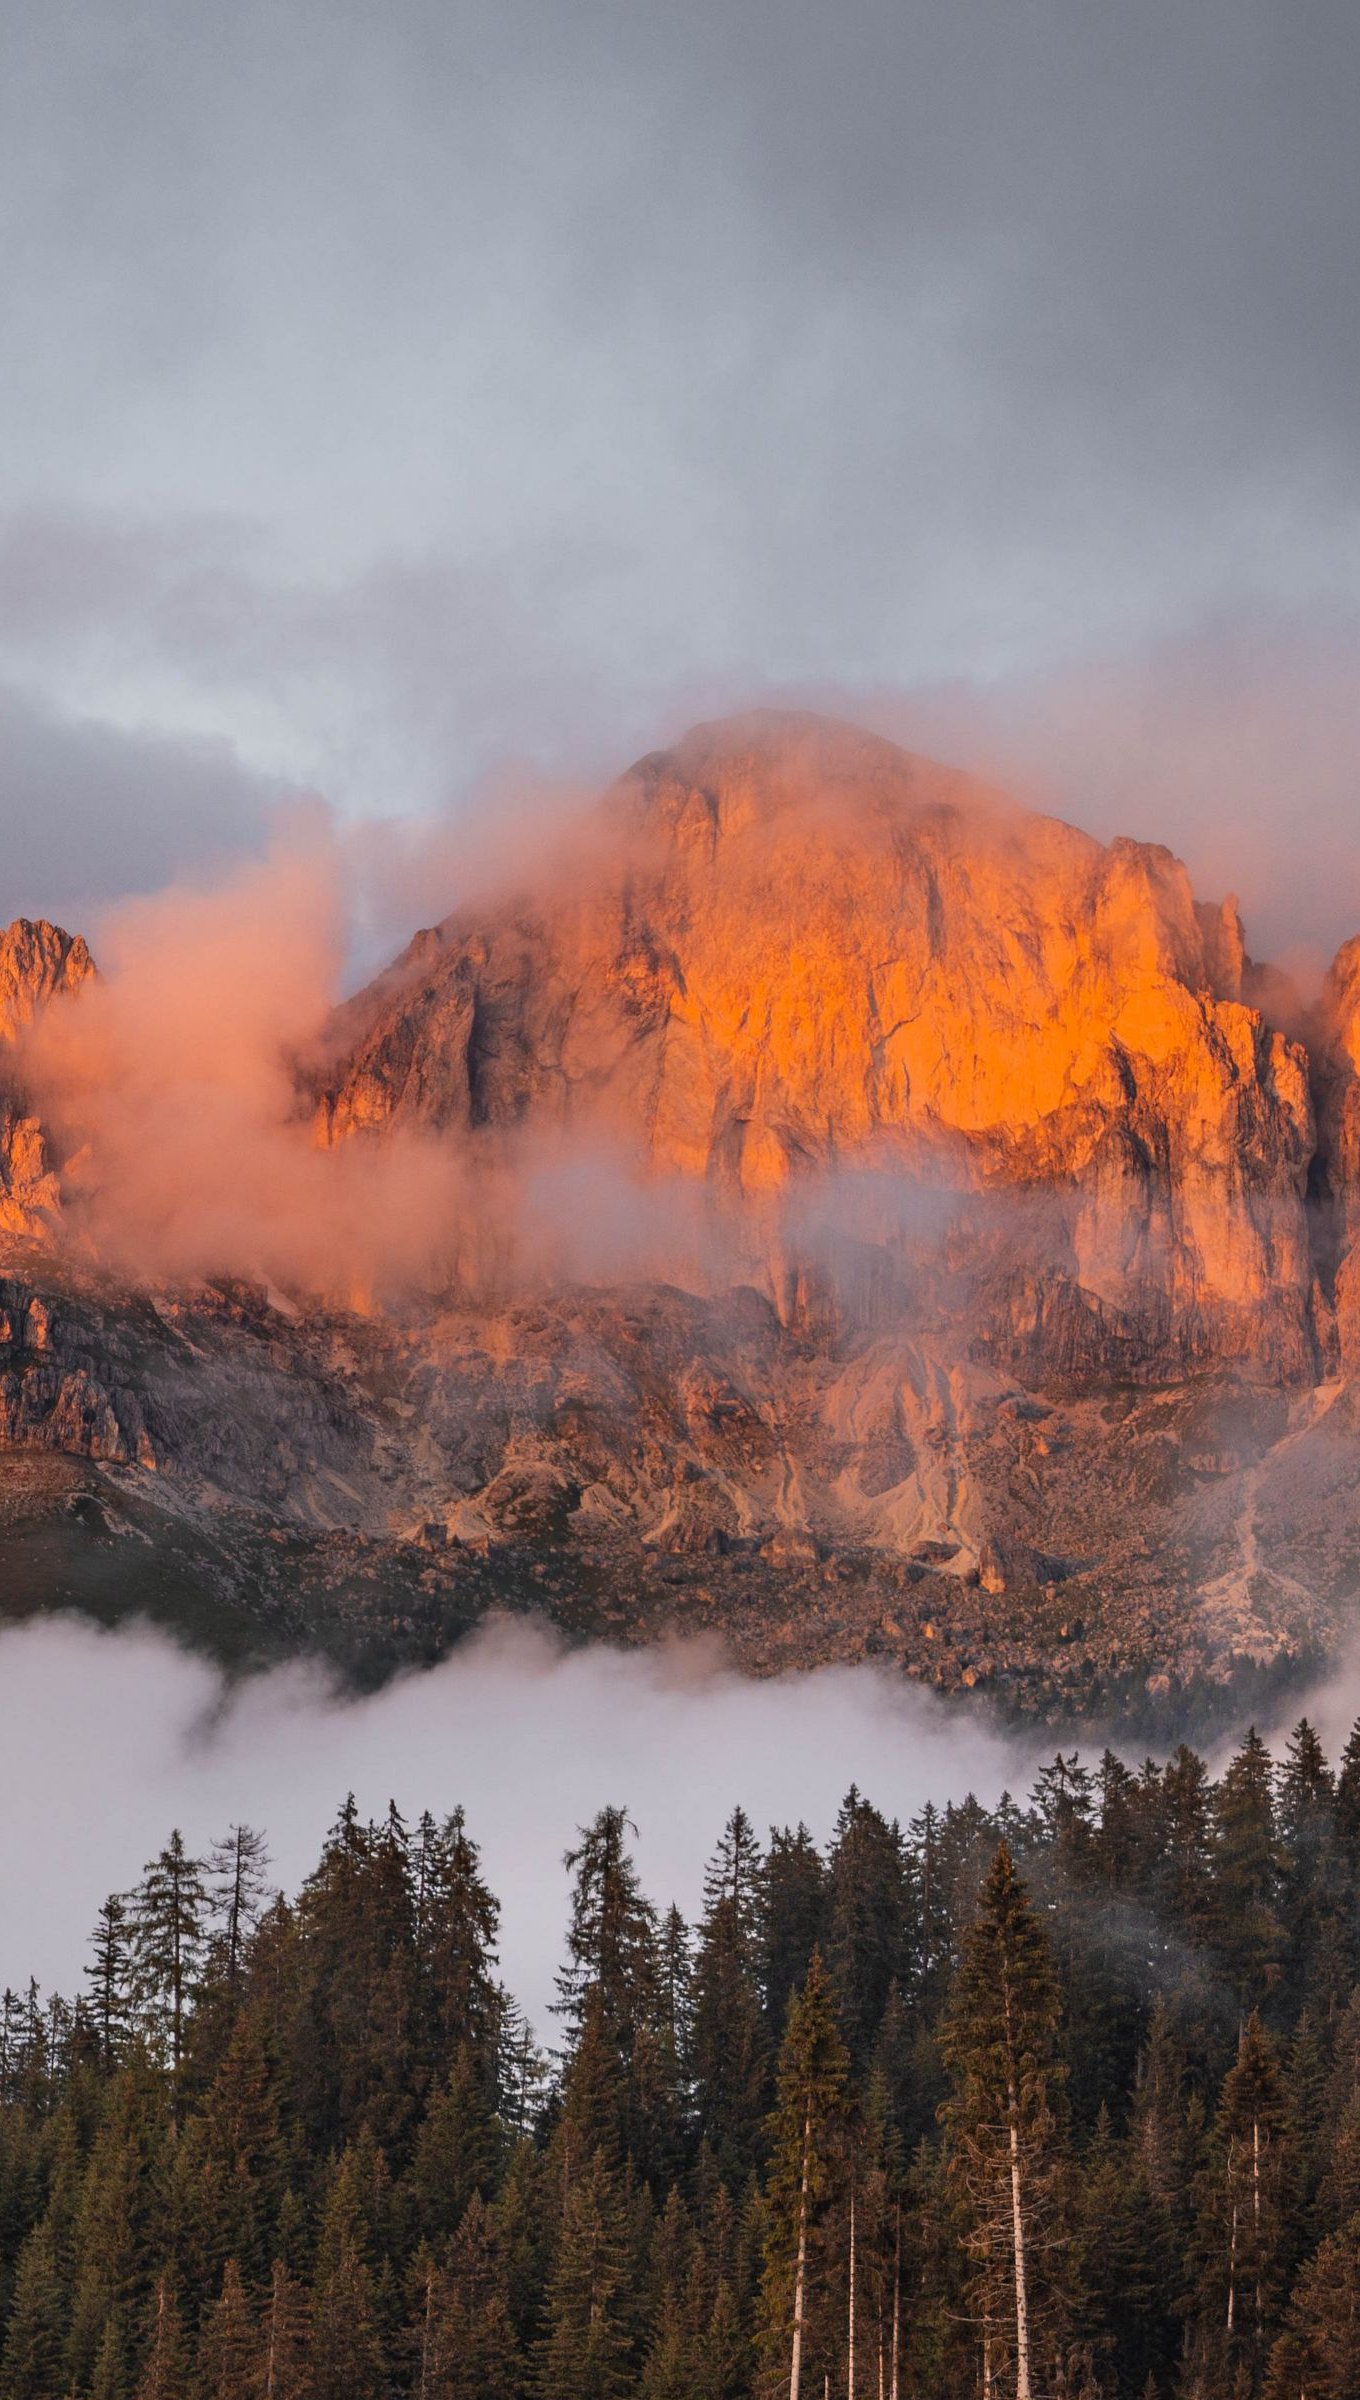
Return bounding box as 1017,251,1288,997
5,711,1360,1708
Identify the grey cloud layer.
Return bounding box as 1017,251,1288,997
0,679,276,931
2,0,1358,939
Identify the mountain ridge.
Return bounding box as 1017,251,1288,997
4,709,1360,1715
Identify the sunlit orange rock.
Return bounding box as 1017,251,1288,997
319,712,1317,1376
0,918,94,1238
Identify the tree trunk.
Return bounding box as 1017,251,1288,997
1007,2074,1033,2400
890,2204,901,2400
419,2262,435,2400
1252,2112,1265,2360
847,2185,856,2400
790,2098,813,2400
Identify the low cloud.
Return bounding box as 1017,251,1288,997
835,612,1360,970
0,1614,1029,2028
22,826,472,1299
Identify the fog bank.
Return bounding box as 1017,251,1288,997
0,1616,1027,2027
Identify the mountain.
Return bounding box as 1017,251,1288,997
3,710,1359,1718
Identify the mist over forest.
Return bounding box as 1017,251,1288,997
3,1668,1360,2397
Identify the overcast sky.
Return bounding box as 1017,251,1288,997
3,0,1360,956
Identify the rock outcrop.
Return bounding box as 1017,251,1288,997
0,919,94,1239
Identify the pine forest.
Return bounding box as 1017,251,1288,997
4,1722,1360,2397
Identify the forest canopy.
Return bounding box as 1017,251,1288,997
2,1720,1360,2398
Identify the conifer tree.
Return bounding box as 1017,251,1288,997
556,1805,660,2048
760,1826,827,2043
640,2186,704,2399
86,1895,136,2069
1262,2208,1360,2399
939,1844,1068,2400
1029,1753,1095,1861
0,2216,67,2398
1212,1730,1285,2006
706,1809,765,1946
193,2002,285,2288
195,2258,256,2400
309,2149,387,2400
1283,2009,1331,2250
1091,1749,1151,1891
130,1831,209,2081
692,1885,767,2183
534,2146,635,2399
402,2196,521,2400
1153,1744,1216,1945
1070,2107,1170,2398
1187,2010,1292,2395
825,1790,912,2069
556,1805,664,2168
133,2274,189,2400
295,1796,418,2152
1334,1715,1360,1841
757,1948,849,2400
498,1993,551,2140
257,2259,312,2400
407,2042,502,2244
207,1824,273,1990
555,1983,631,2178
647,1901,694,2170
88,2310,131,2400
908,1801,951,2015
417,1807,502,2072
66,2091,162,2394
495,2135,551,2352
1276,1720,1341,2009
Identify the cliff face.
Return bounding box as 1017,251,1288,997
317,714,1317,1379
0,919,94,1239
4,712,1360,1709
1311,935,1360,1370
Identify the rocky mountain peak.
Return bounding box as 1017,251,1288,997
0,918,94,1046
315,712,1316,1378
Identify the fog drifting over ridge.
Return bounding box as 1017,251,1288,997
3,1616,1354,2033
0,1616,1031,2028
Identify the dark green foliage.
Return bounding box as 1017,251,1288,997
6,1731,1360,2396
534,2148,634,2398
939,1844,1069,2396
691,1813,767,2183
824,1788,912,2069
130,1833,209,2081
0,2217,65,2398
133,2273,189,2400
755,1949,848,2396
758,1824,825,2043
1212,1728,1285,2006
194,2257,256,2400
